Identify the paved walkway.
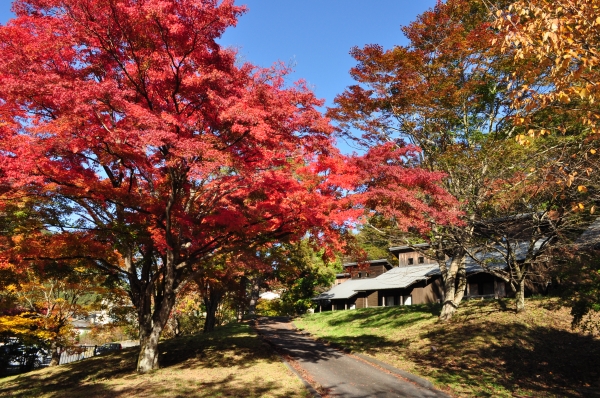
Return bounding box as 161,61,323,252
256,317,449,398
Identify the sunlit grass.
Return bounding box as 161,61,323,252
296,298,600,397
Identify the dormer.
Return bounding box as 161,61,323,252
343,259,393,279
389,244,437,267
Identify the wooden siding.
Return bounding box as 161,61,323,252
355,292,367,309
348,264,388,279
466,273,508,299
334,276,350,286
411,278,443,304
366,291,378,307
396,251,436,267
376,277,443,306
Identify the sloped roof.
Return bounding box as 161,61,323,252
576,218,600,249
314,279,368,300
462,239,546,273
359,264,439,291
342,259,393,269
388,243,430,255
314,264,439,300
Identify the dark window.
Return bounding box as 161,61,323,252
418,257,424,264
357,272,361,278
482,282,494,295
366,272,369,277
408,258,414,265
468,283,479,296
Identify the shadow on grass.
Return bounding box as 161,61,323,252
301,302,600,397
0,323,289,398
321,304,441,330
68,375,300,398
414,322,600,397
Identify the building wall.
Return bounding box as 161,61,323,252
412,278,443,304
466,273,508,299
366,291,378,307
355,292,367,309
377,278,443,306
334,276,350,286
354,292,378,308
396,252,436,267
348,264,388,279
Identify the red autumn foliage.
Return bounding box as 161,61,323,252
0,0,459,371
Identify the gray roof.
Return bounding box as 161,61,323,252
314,279,368,300
576,218,600,249
342,259,393,268
314,264,439,300
461,239,546,273
359,264,439,291
388,243,430,253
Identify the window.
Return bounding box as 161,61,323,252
468,283,479,296
365,272,369,277
357,272,361,278
418,256,424,264
408,258,414,265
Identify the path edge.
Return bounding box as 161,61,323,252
290,320,451,398
252,319,322,398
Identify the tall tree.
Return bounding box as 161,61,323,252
493,0,600,314
0,0,461,372
0,0,357,372
494,0,600,206
329,0,515,320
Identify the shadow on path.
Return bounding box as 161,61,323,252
256,317,449,398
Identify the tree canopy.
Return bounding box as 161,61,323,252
0,0,456,372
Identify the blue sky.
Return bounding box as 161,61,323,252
0,1,436,151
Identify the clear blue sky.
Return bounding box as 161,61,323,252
0,1,436,151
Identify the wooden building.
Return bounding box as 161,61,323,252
313,258,443,312
314,243,529,312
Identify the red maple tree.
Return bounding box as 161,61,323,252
0,0,458,372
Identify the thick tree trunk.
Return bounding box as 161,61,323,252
439,252,466,322
203,289,223,333
137,325,162,372
135,280,177,373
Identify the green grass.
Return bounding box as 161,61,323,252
295,298,600,397
0,322,309,398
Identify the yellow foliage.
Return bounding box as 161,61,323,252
0,314,53,341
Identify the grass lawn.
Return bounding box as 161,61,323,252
0,322,309,398
295,298,600,397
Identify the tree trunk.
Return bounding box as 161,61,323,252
247,276,262,317
137,325,162,373
515,277,526,313
49,343,60,366
135,280,177,373
439,252,466,322
203,289,223,333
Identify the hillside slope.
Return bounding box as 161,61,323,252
295,298,600,397
0,323,308,398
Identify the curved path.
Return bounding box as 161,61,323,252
256,317,450,398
